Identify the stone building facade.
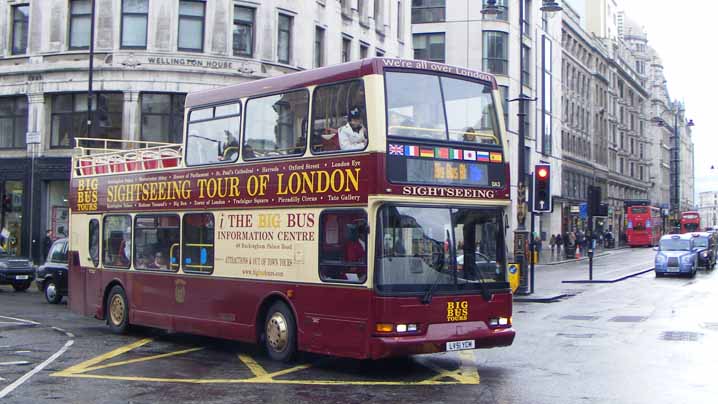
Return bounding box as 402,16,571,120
0,0,411,261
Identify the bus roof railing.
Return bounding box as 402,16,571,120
72,137,183,177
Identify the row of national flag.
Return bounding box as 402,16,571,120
388,144,502,163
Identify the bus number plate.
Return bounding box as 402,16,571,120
446,340,475,351
15,275,29,280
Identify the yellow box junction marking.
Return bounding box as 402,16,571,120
52,338,480,385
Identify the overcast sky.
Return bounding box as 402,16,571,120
618,1,718,198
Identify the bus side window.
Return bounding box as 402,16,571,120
311,80,367,154
185,103,241,166
89,219,99,267
318,210,367,283
102,215,131,269
244,90,309,159
134,215,180,271
182,213,214,273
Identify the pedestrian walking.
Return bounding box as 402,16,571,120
549,234,556,255
43,230,53,261
555,233,563,255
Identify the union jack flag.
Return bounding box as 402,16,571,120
388,144,405,155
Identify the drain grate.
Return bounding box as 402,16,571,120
609,316,647,323
661,331,702,341
561,315,599,321
556,333,594,339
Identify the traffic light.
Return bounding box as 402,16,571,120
532,164,552,212
587,186,602,216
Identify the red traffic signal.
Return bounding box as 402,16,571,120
533,164,552,213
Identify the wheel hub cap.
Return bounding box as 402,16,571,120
266,312,288,352
46,284,57,300
110,295,125,326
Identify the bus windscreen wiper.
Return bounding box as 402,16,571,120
422,230,451,304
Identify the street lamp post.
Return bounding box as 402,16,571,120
87,0,96,138
481,0,562,294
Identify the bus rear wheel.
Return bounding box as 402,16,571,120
263,301,296,362
106,285,130,334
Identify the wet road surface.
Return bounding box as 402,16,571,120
1,248,716,403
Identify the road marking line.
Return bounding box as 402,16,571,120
52,338,152,376
56,373,466,385
0,316,39,325
0,361,31,366
237,354,312,381
0,340,74,400
14,351,31,354
79,347,204,373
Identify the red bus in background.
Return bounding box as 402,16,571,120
680,211,701,233
626,206,663,247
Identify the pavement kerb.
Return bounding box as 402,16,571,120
535,246,633,266
562,267,655,284
513,293,569,303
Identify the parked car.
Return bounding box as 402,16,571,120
0,250,36,291
654,234,698,277
691,232,717,270
35,238,68,304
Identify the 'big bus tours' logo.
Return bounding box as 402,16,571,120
76,179,98,211
447,301,469,322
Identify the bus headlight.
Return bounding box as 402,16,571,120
489,317,511,328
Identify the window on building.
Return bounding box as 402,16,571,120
376,48,385,57
233,6,254,57
483,31,508,75
520,99,530,138
311,80,367,153
244,90,309,160
89,219,99,267
103,215,131,268
499,85,509,131
141,93,186,144
121,0,148,48
277,14,292,64
0,96,28,149
522,0,531,37
374,0,385,33
314,26,325,68
185,102,241,166
482,0,508,21
413,33,445,63
51,93,123,148
134,215,180,272
69,0,91,49
360,42,369,59
521,45,531,85
542,36,553,155
319,210,368,283
182,213,214,273
358,0,369,25
340,0,352,18
342,36,352,63
411,0,445,24
12,4,29,55
178,0,205,52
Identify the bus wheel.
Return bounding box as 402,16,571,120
107,286,129,334
264,301,296,362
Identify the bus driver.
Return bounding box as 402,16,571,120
338,107,367,151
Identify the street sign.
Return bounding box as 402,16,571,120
507,263,520,293
579,202,588,219
26,132,40,144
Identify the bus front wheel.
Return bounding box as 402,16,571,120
263,301,297,362
106,285,130,334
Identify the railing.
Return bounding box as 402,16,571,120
73,137,184,177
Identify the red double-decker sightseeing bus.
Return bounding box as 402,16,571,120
626,205,663,247
67,58,514,361
680,211,701,233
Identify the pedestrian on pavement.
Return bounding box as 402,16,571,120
535,235,542,261
43,230,53,261
556,233,563,255
549,234,556,255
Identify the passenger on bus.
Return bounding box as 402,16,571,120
338,107,367,151
219,130,239,161
148,252,169,270
463,127,477,143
